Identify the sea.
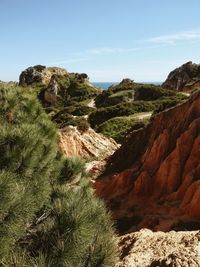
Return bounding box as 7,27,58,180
92,82,162,90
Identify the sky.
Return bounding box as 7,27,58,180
0,0,200,82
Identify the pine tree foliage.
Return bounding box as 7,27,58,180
0,85,118,267
0,86,61,261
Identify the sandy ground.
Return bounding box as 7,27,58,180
115,229,200,267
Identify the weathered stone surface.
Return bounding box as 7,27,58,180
19,65,68,86
115,229,200,267
59,126,119,177
162,61,200,91
95,91,200,231
44,75,59,104
59,125,119,160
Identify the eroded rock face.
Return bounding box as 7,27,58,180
19,65,68,86
59,126,119,177
162,61,200,91
44,75,59,104
95,91,200,231
115,229,200,267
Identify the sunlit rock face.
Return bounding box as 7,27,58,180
162,61,200,91
95,91,200,232
19,65,68,86
59,126,120,178
59,125,119,161
115,229,200,267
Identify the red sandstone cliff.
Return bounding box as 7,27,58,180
95,91,200,231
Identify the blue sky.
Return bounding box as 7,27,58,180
1,0,200,82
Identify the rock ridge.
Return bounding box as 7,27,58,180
162,61,200,91
95,91,200,231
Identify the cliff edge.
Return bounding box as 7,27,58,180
95,91,200,231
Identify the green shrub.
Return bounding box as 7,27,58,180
0,85,118,267
53,110,90,129
89,101,158,128
97,116,148,143
134,86,178,101
59,157,86,184
0,85,61,261
152,96,187,115
94,82,163,108
90,95,188,128
72,105,95,116
95,85,135,108
21,174,118,267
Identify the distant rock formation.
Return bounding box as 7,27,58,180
162,61,200,91
119,79,135,89
19,65,68,86
77,73,89,83
115,229,200,267
95,91,200,231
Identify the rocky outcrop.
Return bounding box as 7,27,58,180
95,91,200,231
19,65,68,86
77,73,89,83
44,75,59,104
59,125,119,160
115,229,200,267
119,79,135,89
162,61,200,91
59,126,119,177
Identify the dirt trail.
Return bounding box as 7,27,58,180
129,112,153,120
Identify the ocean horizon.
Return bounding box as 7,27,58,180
92,81,162,89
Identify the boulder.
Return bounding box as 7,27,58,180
19,65,45,85
19,65,68,86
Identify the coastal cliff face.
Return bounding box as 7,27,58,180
59,126,119,161
162,61,200,91
95,91,200,231
59,126,119,177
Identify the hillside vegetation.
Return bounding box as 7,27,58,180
19,65,189,143
0,84,117,266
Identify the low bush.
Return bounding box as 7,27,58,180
152,96,187,115
97,116,148,143
134,86,178,101
89,101,158,128
90,95,188,128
